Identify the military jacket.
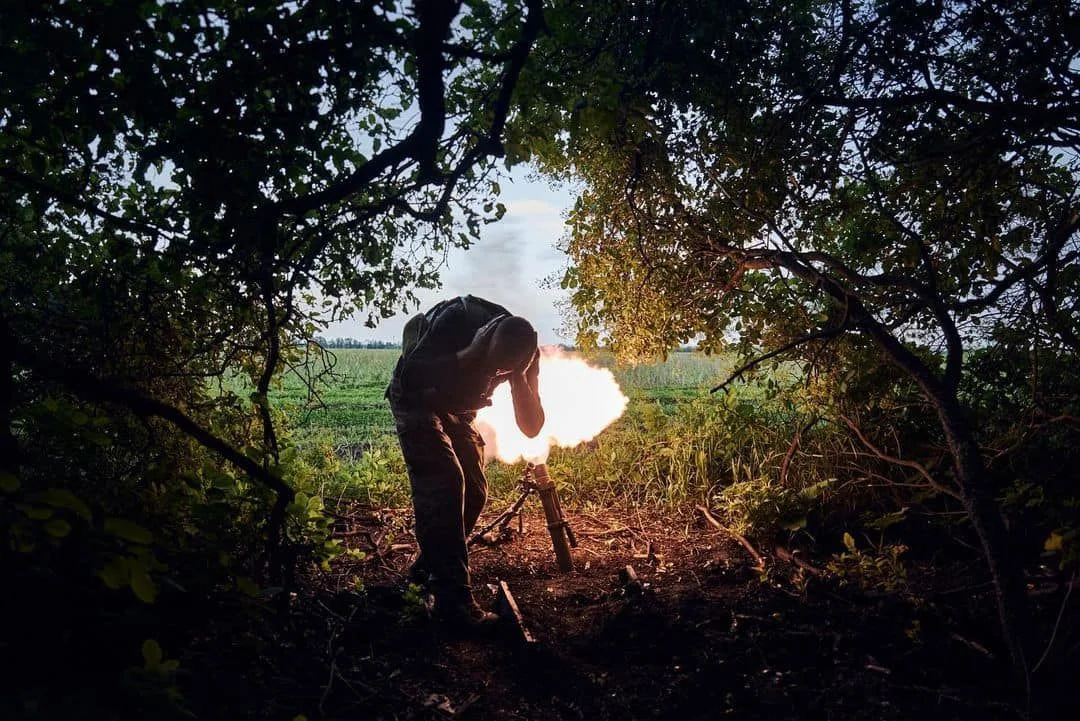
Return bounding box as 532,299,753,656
387,295,519,412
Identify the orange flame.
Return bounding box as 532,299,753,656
476,347,629,464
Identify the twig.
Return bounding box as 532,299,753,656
775,546,824,576
331,669,379,701
929,581,995,599
710,328,840,394
1033,570,1077,674
780,418,818,486
581,526,632,538
696,505,765,571
336,528,378,543
950,632,995,659
319,606,357,715
838,414,961,501
323,508,371,522
319,652,338,715
315,599,348,623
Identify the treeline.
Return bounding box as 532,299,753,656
315,337,401,349
313,338,608,352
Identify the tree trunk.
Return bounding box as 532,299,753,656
936,395,1030,676
0,316,18,473
815,276,1033,676
830,285,1032,677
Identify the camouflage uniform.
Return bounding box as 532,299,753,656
387,295,523,602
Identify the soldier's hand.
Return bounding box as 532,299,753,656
459,318,501,368
516,348,540,387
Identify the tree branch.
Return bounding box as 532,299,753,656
956,208,1080,313
710,327,842,394
10,341,296,571
837,414,961,501
0,167,175,242
697,505,765,571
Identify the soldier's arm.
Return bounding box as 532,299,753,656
509,348,544,438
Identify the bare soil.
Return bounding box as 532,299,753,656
188,500,1068,721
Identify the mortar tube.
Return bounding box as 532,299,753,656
530,462,575,572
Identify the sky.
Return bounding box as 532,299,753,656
323,167,579,345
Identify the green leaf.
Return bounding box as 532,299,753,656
257,586,284,600
36,488,92,522
17,504,53,521
866,508,908,531
1044,532,1064,552
781,517,807,532
236,576,259,597
130,569,158,603
99,558,128,589
104,517,153,544
210,471,237,490
842,532,856,553
0,472,19,492
142,639,163,669
44,519,72,538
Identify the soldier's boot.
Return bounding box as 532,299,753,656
432,589,499,631
406,553,431,586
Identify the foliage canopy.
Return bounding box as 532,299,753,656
514,0,1079,672
1,1,543,715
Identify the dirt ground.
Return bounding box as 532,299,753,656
189,498,1068,721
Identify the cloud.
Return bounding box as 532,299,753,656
502,198,566,238
322,172,577,344
505,198,561,217
445,229,524,301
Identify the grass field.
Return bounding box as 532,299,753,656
227,348,809,510
270,348,401,455
263,348,734,451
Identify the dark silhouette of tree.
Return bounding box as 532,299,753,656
2,0,543,576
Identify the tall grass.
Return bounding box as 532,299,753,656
269,350,793,508
603,350,735,390
261,347,877,546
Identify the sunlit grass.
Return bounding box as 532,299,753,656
245,347,827,527
262,348,765,508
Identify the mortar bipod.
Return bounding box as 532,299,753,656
465,462,576,572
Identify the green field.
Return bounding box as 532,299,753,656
219,348,814,510
270,348,401,455
262,348,734,452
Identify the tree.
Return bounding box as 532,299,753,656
2,2,550,714
516,0,1079,674
2,0,543,574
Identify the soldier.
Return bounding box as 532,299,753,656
387,295,544,629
